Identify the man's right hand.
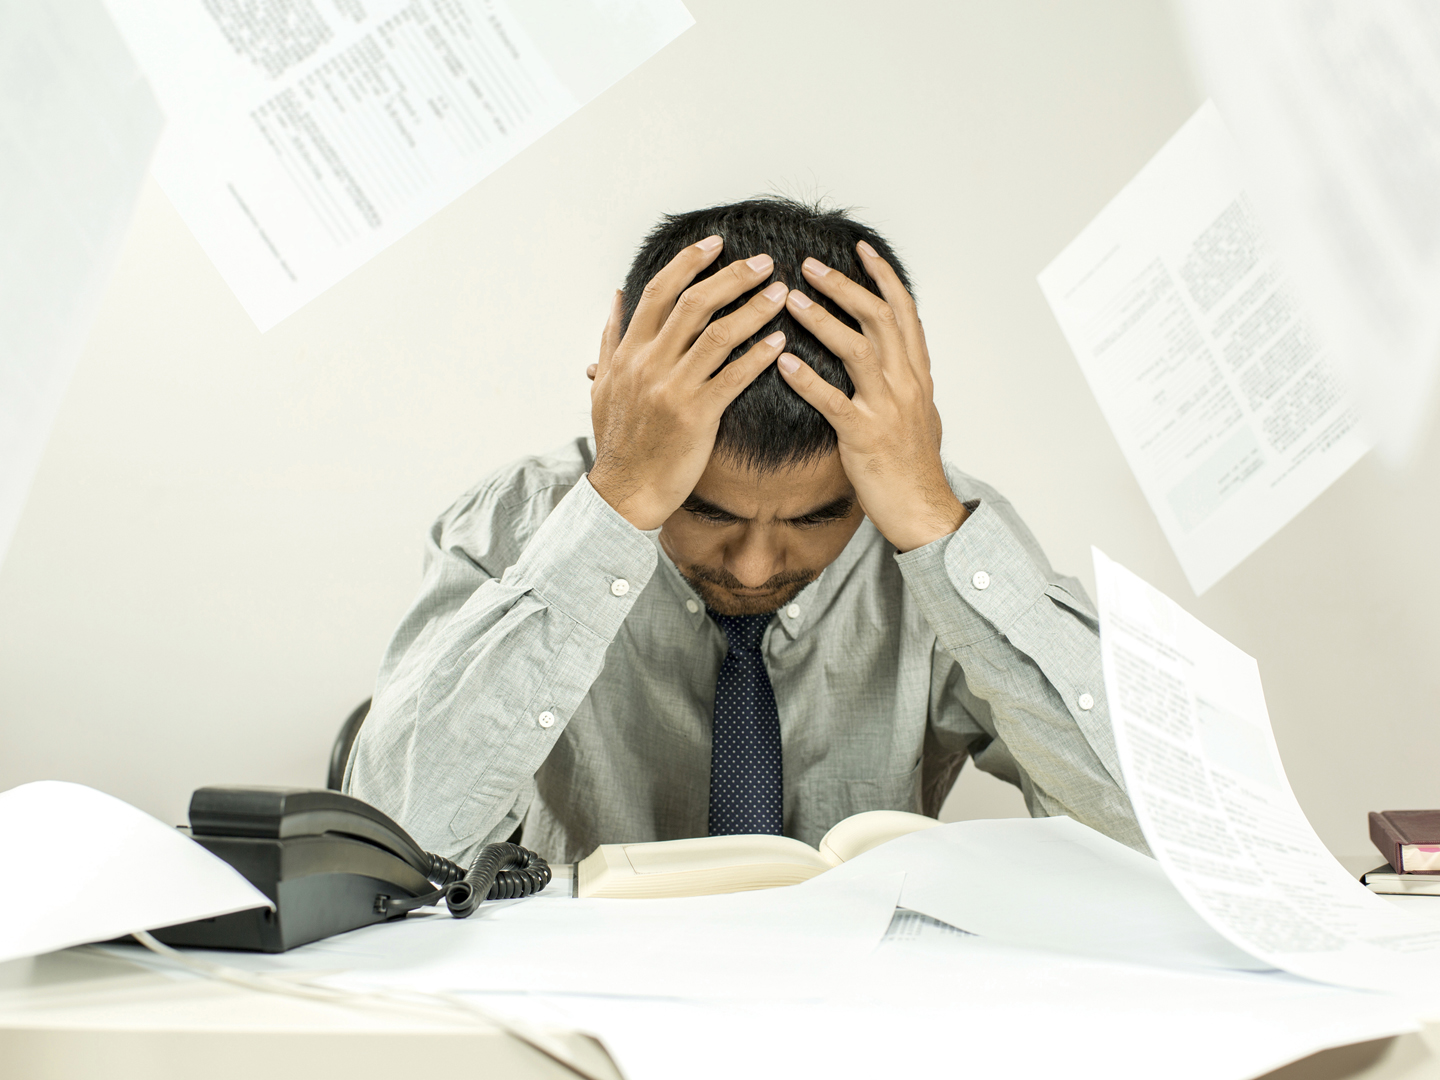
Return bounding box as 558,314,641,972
586,236,789,531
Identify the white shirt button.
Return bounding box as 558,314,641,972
537,711,556,729
971,570,991,590
785,604,801,619
1078,693,1094,711
610,578,629,597
685,598,699,614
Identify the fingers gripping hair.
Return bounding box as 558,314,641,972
619,196,914,472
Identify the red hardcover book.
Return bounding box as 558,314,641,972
1369,810,1440,874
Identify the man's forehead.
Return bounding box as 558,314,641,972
691,452,854,519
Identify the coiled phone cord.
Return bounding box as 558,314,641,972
379,843,551,919
442,841,551,917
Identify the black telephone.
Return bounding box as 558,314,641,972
153,786,551,953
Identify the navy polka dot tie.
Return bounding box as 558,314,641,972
707,610,784,836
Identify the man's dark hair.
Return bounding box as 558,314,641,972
621,196,913,473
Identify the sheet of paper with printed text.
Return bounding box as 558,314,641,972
1040,103,1369,594
101,0,693,330
1095,547,1440,1001
1178,0,1440,466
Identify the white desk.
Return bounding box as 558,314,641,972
0,946,623,1080
2,944,1437,1080
2,944,1440,1080
2,859,1436,1080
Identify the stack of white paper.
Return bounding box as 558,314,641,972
111,899,1423,1080
165,868,907,1002
532,932,1422,1080
92,792,1435,1080
826,815,1267,972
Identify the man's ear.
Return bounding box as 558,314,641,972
589,289,624,382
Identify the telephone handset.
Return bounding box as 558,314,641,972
154,786,550,953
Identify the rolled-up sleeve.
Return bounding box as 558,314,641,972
347,473,656,862
896,493,1148,853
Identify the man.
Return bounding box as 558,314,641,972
347,197,1145,864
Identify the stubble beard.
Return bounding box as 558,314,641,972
679,565,819,617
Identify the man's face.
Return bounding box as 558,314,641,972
657,450,865,616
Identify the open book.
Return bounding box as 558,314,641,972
577,810,939,899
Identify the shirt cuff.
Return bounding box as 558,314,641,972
894,499,1050,651
501,474,658,642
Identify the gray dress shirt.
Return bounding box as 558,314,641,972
346,437,1145,865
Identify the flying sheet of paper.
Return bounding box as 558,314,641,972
99,0,693,330
1177,1,1440,466
1039,103,1369,594
0,0,161,568
0,782,272,964
1094,548,1440,1000
824,815,1268,972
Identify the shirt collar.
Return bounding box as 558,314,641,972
646,518,887,641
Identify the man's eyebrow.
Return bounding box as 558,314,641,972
681,494,743,519
679,494,855,523
785,495,855,523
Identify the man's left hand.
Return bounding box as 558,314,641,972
777,242,968,553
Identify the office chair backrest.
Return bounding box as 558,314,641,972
327,698,372,791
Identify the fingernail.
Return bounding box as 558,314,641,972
857,240,878,259
746,253,773,272
764,330,785,347
788,290,813,309
761,281,787,303
803,257,829,277
778,354,800,374
696,235,723,253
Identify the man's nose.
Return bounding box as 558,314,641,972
724,527,784,588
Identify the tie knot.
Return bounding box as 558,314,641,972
710,611,772,652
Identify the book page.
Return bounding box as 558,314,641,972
1039,103,1369,594
621,834,830,875
1178,0,1440,466
1094,547,1440,998
100,0,693,330
817,809,939,865
0,0,161,566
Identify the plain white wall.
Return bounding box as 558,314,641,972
2,0,1435,856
